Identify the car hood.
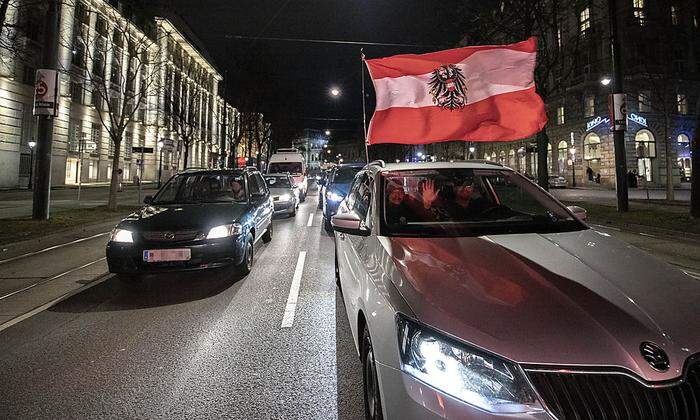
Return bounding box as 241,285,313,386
118,203,248,231
384,229,700,382
328,182,351,197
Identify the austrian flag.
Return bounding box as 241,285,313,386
365,37,547,145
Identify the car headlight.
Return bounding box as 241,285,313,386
278,193,292,201
397,317,544,414
326,191,344,202
206,223,243,239
111,228,134,243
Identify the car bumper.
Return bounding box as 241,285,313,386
106,237,246,274
377,363,552,420
273,200,295,213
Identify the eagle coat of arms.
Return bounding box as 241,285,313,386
428,64,468,110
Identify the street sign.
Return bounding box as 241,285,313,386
33,69,60,117
163,138,174,148
132,146,154,154
83,140,97,152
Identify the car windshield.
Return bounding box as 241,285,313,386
382,168,586,237
332,167,361,184
268,162,302,174
264,175,291,188
152,173,247,204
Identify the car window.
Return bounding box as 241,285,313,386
264,175,292,188
348,172,371,220
255,174,268,194
268,162,302,174
247,173,266,197
153,173,247,204
332,166,362,184
381,168,585,237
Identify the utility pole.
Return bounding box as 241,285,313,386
608,0,629,212
32,0,59,220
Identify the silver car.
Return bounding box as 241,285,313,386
548,175,568,189
264,173,298,217
332,161,700,420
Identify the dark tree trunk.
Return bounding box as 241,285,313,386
183,143,190,169
536,128,550,191
107,139,122,211
691,105,700,218
0,0,11,31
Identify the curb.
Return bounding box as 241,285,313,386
0,272,112,333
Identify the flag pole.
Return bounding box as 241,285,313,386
361,48,369,163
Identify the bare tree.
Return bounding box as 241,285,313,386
254,121,271,170
0,1,47,72
61,3,164,210
461,0,581,190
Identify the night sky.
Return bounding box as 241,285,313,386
166,0,467,141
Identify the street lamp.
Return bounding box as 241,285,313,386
570,147,577,187
325,129,331,136
157,140,164,188
600,76,612,86
28,140,36,190
468,146,476,160
330,87,341,97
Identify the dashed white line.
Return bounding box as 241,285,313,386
307,213,314,227
638,232,656,238
281,251,307,328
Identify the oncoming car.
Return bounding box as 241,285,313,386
106,168,273,282
332,160,700,420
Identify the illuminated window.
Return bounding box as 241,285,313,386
633,0,646,26
558,141,568,173
584,133,601,160
671,5,679,25
677,94,688,114
557,106,565,125
579,8,591,35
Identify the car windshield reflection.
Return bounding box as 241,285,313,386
152,173,247,204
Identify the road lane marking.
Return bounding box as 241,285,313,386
307,213,314,227
590,223,621,232
682,270,700,280
0,232,110,265
0,257,106,301
281,251,307,328
638,232,656,238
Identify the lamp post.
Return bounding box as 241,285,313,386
157,140,164,189
570,147,577,187
28,140,36,190
468,146,476,160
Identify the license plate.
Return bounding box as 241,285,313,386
143,249,191,262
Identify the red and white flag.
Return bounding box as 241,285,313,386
365,37,547,145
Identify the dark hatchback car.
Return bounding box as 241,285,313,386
321,163,364,231
106,168,274,281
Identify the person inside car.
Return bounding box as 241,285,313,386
421,176,496,220
229,178,247,202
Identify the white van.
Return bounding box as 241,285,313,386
267,148,307,201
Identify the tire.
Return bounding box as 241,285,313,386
235,236,254,276
362,325,384,420
262,222,273,243
289,203,297,217
334,244,341,290
324,216,333,233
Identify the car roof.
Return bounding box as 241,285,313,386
178,168,254,175
365,160,513,176
265,173,293,177
334,163,366,170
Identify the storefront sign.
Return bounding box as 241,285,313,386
628,113,647,127
33,69,60,117
586,116,610,132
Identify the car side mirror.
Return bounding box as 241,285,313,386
567,205,587,221
331,212,371,237
143,195,153,204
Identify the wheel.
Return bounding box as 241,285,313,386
235,236,254,275
324,216,333,233
300,193,306,203
362,325,384,420
262,222,273,243
289,204,296,217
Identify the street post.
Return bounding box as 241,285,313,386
570,147,577,187
608,0,629,212
28,140,36,189
32,0,60,220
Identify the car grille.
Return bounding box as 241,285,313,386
526,363,700,420
141,230,199,243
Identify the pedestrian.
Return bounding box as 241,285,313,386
586,166,594,181
595,173,601,184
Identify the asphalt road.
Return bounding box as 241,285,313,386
0,198,364,419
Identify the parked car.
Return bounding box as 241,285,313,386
321,163,364,231
264,173,298,217
106,168,274,282
548,174,568,188
333,160,700,420
268,148,307,202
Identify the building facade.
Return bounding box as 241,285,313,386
293,129,329,170
0,0,226,189
477,0,698,188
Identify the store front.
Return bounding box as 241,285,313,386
677,133,692,182
635,129,656,182
557,141,568,175
583,132,602,181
